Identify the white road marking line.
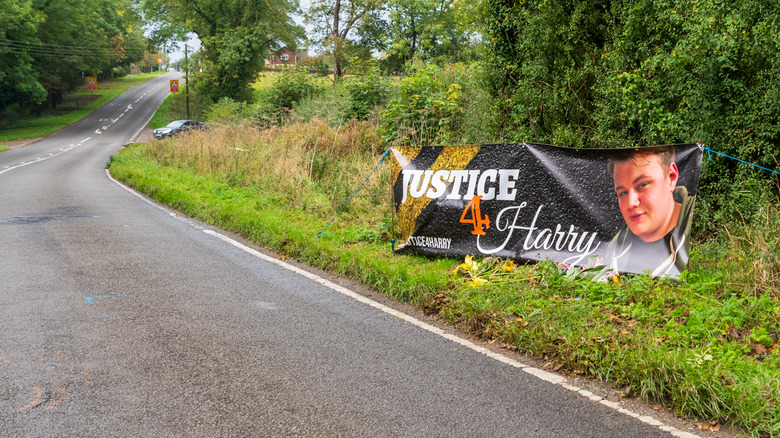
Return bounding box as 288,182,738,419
105,170,701,438
0,141,87,176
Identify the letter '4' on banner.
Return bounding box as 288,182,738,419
460,196,490,235
390,143,703,279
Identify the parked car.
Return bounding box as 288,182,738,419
153,120,208,139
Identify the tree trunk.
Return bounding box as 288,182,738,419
332,0,343,78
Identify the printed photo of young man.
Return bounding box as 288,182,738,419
604,146,697,277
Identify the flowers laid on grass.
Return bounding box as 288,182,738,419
452,255,618,287
452,255,517,287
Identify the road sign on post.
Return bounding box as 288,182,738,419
170,79,179,93
87,77,97,90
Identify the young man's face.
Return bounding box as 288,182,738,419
613,154,679,242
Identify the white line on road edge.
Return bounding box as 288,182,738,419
202,228,702,438
128,83,166,143
106,169,701,438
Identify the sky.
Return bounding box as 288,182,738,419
166,33,201,63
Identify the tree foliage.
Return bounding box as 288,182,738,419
484,0,780,231
0,0,46,117
381,0,481,72
0,0,147,123
147,0,303,103
305,0,384,78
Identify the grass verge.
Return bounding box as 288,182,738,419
109,121,780,437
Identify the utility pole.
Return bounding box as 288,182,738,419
185,44,190,120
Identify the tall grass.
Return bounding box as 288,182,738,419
722,202,780,297
144,119,387,224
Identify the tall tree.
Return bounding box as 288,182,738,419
146,0,303,102
32,0,115,108
0,0,46,120
305,0,384,78
383,0,479,68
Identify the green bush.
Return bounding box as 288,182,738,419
207,97,251,124
265,67,323,111
340,59,389,121
380,63,462,146
250,67,325,126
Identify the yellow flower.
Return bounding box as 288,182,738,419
465,255,480,271
612,275,620,286
501,260,515,272
467,277,488,288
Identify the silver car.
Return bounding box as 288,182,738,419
153,120,208,139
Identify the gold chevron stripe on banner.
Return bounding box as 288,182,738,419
392,145,482,247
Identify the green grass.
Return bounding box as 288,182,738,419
109,132,780,437
148,92,177,129
0,72,163,144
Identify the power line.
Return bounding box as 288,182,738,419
0,38,102,51
0,38,105,56
0,47,101,56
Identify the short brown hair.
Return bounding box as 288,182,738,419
607,146,676,177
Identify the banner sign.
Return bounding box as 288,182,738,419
391,143,703,278
86,77,97,90
170,79,179,93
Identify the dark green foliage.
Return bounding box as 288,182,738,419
483,0,780,234
0,0,46,124
0,0,146,124
266,68,323,110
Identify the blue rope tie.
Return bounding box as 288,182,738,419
317,148,392,238
704,147,780,176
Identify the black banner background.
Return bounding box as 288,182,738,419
391,143,703,276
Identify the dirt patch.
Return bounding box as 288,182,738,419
133,127,155,144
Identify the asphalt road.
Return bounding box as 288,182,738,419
0,73,703,437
